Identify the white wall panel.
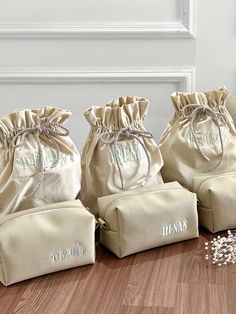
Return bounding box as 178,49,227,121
0,0,195,38
1,0,179,24
196,0,236,93
0,39,195,68
0,69,194,149
1,0,235,153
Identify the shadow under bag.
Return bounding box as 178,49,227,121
0,107,81,215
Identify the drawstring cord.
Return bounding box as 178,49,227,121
100,127,153,190
181,104,227,168
11,122,69,198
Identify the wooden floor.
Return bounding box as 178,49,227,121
0,229,235,314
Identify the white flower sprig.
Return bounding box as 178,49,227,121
205,230,236,266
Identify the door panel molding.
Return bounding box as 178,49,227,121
0,0,196,38
0,69,195,92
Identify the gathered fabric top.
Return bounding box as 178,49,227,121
0,107,71,140
171,87,230,112
84,96,149,129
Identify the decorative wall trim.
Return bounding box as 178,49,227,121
0,69,195,92
0,0,196,38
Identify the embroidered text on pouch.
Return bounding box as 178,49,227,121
162,220,188,237
50,243,84,262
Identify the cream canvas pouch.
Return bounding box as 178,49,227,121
0,200,96,286
97,182,199,258
81,96,163,216
0,107,81,215
193,172,236,232
159,87,236,190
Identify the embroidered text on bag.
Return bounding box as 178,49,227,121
11,122,69,198
111,143,146,164
162,220,188,237
19,148,69,169
181,104,228,168
50,243,84,262
100,127,153,189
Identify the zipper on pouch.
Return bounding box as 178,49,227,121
0,203,84,228
195,172,236,197
101,187,185,229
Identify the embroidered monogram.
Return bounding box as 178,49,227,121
111,144,146,164
19,148,69,169
49,243,84,262
188,128,229,145
162,220,188,237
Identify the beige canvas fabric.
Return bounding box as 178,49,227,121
81,96,163,216
97,181,199,258
0,107,81,215
226,95,236,125
193,172,236,232
0,200,96,286
159,87,236,190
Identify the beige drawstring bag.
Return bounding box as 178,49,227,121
159,87,236,232
0,107,81,215
159,87,236,189
81,96,163,215
0,200,96,286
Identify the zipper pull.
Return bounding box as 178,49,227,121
98,218,110,231
95,219,99,230
197,199,202,207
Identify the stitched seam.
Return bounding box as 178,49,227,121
209,188,215,232
194,194,199,235
103,187,184,218
0,246,7,285
117,207,122,258
0,204,84,228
